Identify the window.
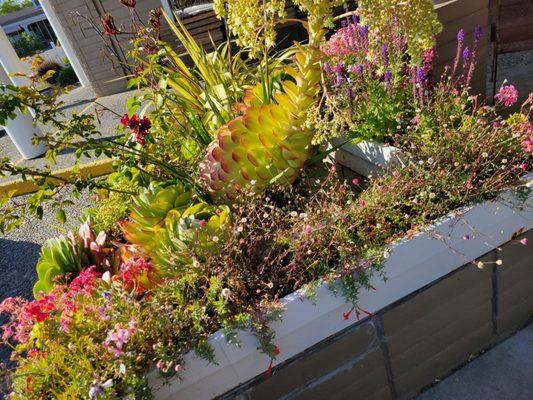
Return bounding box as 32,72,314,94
27,19,56,47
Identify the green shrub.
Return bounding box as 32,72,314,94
11,32,43,58
56,63,78,87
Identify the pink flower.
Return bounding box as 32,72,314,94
463,234,470,240
68,267,101,298
495,85,518,107
522,135,533,154
352,177,359,185
466,181,474,190
118,257,157,293
520,238,528,246
103,320,136,357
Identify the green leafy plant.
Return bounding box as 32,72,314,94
11,31,44,58
120,182,194,253
33,220,114,297
33,236,83,296
56,63,78,87
36,60,62,84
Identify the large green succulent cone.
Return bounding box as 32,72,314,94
199,47,323,202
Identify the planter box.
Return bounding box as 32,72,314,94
148,174,533,400
332,138,405,178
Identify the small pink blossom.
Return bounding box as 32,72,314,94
495,85,518,107
522,135,533,154
463,234,470,241
520,238,528,246
352,177,359,185
103,320,136,358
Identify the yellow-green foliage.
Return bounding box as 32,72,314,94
358,0,442,63
200,0,342,201
121,183,230,275
120,183,194,253
213,0,286,56
213,0,342,55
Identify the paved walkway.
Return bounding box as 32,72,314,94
416,324,533,400
0,85,137,184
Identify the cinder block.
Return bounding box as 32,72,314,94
245,322,390,400
382,254,494,399
291,348,391,400
497,229,533,336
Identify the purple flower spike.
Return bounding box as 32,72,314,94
474,25,483,41
381,44,389,66
333,63,346,86
324,61,332,75
360,25,369,39
462,46,471,62
346,86,354,104
356,64,363,74
457,28,465,45
416,67,426,85
384,70,392,82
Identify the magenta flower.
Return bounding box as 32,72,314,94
495,85,518,107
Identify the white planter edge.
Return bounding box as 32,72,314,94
149,174,533,400
332,138,404,178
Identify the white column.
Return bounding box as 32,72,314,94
38,0,91,87
160,0,175,21
0,65,46,159
0,27,31,87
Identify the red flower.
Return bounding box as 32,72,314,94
120,114,130,127
119,0,135,7
119,258,158,293
121,114,152,145
101,14,121,36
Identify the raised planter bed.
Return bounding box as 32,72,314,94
332,138,405,178
147,175,533,400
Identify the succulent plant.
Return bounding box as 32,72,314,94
120,183,230,275
119,183,194,252
152,203,231,274
199,1,341,201
33,236,83,297
33,220,113,297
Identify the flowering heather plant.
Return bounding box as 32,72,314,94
1,1,532,398
314,17,424,143
495,84,519,107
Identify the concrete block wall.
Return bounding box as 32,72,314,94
224,229,532,400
